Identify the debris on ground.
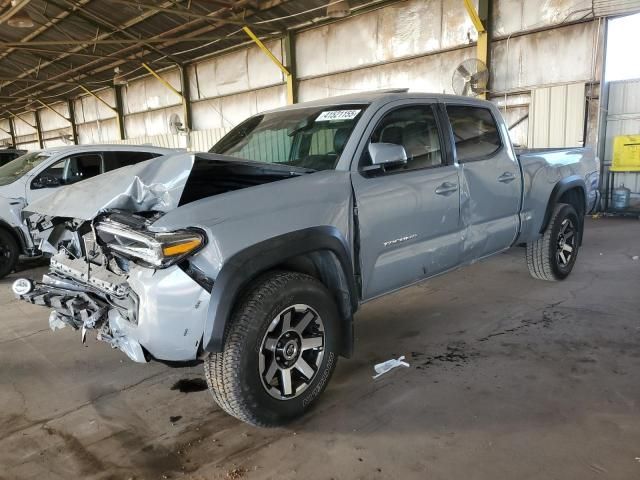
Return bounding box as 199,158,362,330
169,415,182,424
225,467,247,479
372,356,410,379
632,256,639,261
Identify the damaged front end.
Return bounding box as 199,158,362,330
16,210,211,363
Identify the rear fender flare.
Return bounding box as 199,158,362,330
202,226,358,355
540,175,586,234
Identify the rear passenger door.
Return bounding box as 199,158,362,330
445,104,522,261
351,100,462,300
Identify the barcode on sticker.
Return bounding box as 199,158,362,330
316,109,361,121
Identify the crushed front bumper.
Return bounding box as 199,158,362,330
17,263,211,364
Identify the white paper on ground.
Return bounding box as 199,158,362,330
372,355,410,379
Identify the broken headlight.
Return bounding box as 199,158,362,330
95,219,205,269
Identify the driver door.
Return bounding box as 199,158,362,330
351,100,463,300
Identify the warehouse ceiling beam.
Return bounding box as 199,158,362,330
0,44,174,64
0,0,32,25
0,0,266,107
55,0,183,64
0,36,245,47
107,0,262,28
242,25,295,104
463,0,490,99
0,0,178,93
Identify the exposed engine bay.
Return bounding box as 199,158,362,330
19,210,210,362
21,212,157,343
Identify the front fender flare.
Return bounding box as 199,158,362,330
202,226,357,353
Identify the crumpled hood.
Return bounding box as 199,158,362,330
25,152,307,221
26,152,194,220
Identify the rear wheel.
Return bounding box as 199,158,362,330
204,271,339,427
0,229,19,279
526,203,580,281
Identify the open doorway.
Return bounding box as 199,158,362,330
601,12,640,214
605,12,640,82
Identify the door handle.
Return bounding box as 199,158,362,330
497,172,516,183
435,182,458,196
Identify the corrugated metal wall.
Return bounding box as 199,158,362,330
3,0,614,152
528,83,586,148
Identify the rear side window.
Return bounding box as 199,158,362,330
66,154,102,182
447,106,502,162
104,151,159,171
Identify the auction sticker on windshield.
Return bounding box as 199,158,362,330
316,109,361,121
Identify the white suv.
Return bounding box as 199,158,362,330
0,144,181,277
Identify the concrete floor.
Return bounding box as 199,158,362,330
1,217,639,480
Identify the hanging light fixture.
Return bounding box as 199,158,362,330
113,67,128,86
327,0,350,18
7,1,34,28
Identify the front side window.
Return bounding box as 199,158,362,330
447,105,502,162
31,153,103,189
361,105,443,173
211,105,367,171
0,152,51,186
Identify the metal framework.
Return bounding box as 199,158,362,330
463,0,491,99
0,0,394,144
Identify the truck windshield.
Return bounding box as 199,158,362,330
210,104,367,171
0,151,51,186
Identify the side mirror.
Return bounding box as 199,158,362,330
32,174,61,189
366,142,407,170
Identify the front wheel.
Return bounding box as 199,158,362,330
204,271,339,427
526,203,580,281
0,229,19,279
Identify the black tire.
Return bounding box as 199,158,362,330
526,203,580,281
0,228,19,279
204,271,339,427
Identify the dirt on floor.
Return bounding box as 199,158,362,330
1,217,639,479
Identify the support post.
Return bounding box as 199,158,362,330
179,66,193,130
67,99,79,144
242,25,294,104
8,117,16,148
34,109,44,149
283,31,297,104
463,0,491,99
114,85,126,140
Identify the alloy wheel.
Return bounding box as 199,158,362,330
259,304,325,400
556,218,576,267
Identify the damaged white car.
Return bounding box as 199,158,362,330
14,91,599,426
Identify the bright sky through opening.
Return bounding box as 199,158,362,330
606,12,640,82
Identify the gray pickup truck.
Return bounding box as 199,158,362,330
15,90,599,427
